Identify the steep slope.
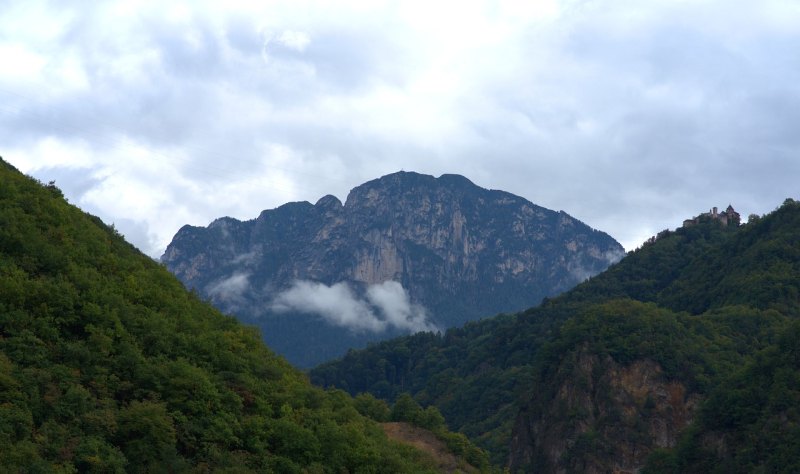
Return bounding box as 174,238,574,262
162,171,623,367
650,318,800,473
311,199,800,471
0,158,449,472
383,422,480,474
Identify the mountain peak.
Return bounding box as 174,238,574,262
208,216,241,229
344,171,487,209
163,171,623,367
361,170,476,189
315,194,343,210
437,173,476,188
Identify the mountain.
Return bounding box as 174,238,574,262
0,157,485,472
162,171,623,367
310,199,800,471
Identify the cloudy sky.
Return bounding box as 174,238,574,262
2,0,799,257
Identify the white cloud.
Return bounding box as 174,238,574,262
271,281,386,332
271,280,438,334
275,30,311,51
366,281,438,333
0,44,47,83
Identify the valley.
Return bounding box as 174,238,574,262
2,156,799,472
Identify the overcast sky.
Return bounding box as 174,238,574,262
2,0,799,257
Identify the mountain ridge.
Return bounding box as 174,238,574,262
162,170,624,367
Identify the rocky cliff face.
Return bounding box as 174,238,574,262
162,172,624,367
509,348,699,473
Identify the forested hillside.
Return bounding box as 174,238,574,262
0,157,468,472
311,199,800,471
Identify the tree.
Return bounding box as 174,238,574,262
116,401,182,473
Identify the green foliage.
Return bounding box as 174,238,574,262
312,198,800,469
311,309,564,464
390,393,423,424
116,401,182,473
646,318,800,473
0,157,440,472
353,392,391,422
386,393,492,471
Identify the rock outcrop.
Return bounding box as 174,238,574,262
509,347,700,473
162,171,624,367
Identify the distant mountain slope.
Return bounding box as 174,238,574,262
0,157,454,472
162,171,623,366
311,199,800,471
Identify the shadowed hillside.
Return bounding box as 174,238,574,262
312,199,800,472
0,157,455,472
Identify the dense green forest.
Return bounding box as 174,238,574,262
311,199,800,470
5,150,797,472
0,157,487,472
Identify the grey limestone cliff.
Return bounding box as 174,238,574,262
162,172,624,367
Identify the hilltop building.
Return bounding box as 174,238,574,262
683,205,741,227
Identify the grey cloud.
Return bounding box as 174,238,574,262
601,249,626,267
155,25,223,78
301,31,399,91
224,17,262,55
232,250,260,266
25,166,162,255
31,165,104,201
454,3,800,249
207,272,251,310
2,1,800,256
107,217,153,256
568,248,626,283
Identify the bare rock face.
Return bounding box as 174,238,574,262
509,348,699,473
161,172,624,367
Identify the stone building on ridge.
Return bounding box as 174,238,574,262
683,205,741,227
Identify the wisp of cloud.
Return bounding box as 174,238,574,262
206,272,251,309
366,281,438,333
271,280,438,334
